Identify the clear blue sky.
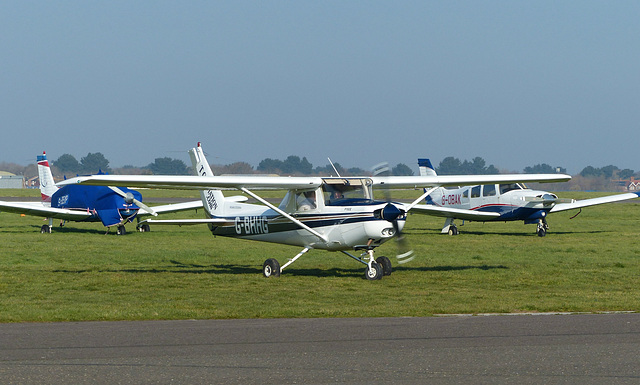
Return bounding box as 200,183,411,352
2,1,639,174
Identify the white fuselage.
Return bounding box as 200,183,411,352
206,200,405,251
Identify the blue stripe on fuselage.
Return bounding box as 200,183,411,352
471,204,550,221
207,211,400,237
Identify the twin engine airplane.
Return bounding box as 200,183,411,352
60,143,571,280
412,159,640,236
0,152,204,234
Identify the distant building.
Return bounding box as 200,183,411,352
25,176,40,189
614,177,640,192
0,171,25,189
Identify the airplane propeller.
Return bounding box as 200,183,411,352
108,186,157,216
372,163,414,264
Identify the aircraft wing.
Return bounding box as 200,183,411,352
0,201,93,221
550,192,640,213
60,175,324,190
410,204,501,220
371,174,571,188
60,173,570,190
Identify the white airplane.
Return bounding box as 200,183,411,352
0,152,205,234
412,158,640,236
59,143,571,279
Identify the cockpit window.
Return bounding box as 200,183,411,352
500,183,524,194
322,178,374,205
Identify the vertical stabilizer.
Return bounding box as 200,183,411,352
37,152,58,203
189,143,226,216
418,158,437,177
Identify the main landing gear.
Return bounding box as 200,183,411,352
261,245,393,280
536,219,549,237
441,218,459,236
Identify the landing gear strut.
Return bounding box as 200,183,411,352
261,245,393,280
537,219,549,237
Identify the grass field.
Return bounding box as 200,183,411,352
1,190,639,322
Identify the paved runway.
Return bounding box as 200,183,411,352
1,313,639,384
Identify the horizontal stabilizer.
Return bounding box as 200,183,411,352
139,218,231,226
137,196,248,216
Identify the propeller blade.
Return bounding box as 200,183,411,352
372,162,414,263
132,198,157,216
108,186,157,216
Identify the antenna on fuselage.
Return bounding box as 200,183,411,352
328,157,341,177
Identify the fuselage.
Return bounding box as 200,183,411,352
51,184,141,226
426,183,557,224
205,199,405,251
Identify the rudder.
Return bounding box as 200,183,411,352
37,152,58,203
189,142,226,216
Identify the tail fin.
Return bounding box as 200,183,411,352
418,158,437,177
189,142,226,216
37,152,58,203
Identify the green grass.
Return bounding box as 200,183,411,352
1,191,639,322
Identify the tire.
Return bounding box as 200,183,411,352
117,225,126,235
40,225,51,234
376,256,392,276
263,258,281,278
365,262,383,280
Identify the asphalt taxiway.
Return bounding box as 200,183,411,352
1,313,639,384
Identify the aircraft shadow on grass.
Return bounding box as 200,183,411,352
0,225,107,235
53,260,509,278
404,228,608,237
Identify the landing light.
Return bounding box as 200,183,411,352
382,228,396,237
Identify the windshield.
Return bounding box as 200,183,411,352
500,183,526,194
322,178,374,206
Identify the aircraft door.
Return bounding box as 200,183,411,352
470,184,497,212
469,185,482,210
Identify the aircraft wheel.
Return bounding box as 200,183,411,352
117,225,126,235
376,256,392,276
365,262,383,280
448,225,459,236
537,227,546,237
138,224,150,232
263,258,281,278
40,225,51,234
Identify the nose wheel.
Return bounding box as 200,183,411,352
365,261,383,280
537,219,548,237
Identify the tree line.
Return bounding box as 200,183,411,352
1,153,637,189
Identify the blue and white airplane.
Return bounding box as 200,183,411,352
412,158,640,237
0,152,204,234
59,143,571,279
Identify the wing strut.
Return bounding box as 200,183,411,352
405,186,441,211
239,188,329,243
